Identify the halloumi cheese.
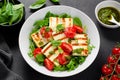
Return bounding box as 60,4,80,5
49,17,73,32
31,31,48,47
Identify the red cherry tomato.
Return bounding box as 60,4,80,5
116,64,120,74
40,27,53,39
107,55,118,66
44,58,54,70
112,47,120,56
111,74,120,80
60,42,73,54
33,48,42,57
57,53,68,65
64,27,76,38
99,76,109,80
102,64,113,75
73,25,83,33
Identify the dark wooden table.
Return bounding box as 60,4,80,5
1,0,120,80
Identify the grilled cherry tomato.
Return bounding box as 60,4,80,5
107,55,118,66
33,48,42,57
112,47,120,56
73,25,83,33
57,52,69,65
44,58,54,70
60,42,73,54
102,64,113,75
99,76,109,80
40,27,53,39
64,27,76,38
116,64,120,74
111,74,120,80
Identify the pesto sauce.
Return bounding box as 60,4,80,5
98,7,120,25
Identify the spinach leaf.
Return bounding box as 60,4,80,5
73,17,82,26
29,0,46,9
50,0,59,3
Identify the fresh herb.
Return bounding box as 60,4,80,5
29,0,46,9
88,45,95,54
51,40,61,47
56,24,64,32
45,27,50,32
0,0,24,25
73,17,82,26
50,0,59,3
59,13,71,18
36,54,45,64
49,51,54,55
54,65,66,71
58,47,63,53
73,48,84,54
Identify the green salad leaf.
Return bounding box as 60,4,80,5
51,40,61,47
0,0,24,25
73,17,82,26
50,0,59,3
29,0,46,9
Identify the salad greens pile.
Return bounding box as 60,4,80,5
29,0,60,9
28,11,95,71
0,0,24,25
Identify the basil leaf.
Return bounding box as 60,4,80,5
29,0,46,9
36,54,45,64
73,17,82,26
51,40,61,47
56,24,64,32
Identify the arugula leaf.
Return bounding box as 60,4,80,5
54,65,66,71
73,17,82,26
29,0,46,9
59,13,71,18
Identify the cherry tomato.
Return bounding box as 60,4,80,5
107,55,118,66
99,76,109,80
111,74,120,80
60,42,73,54
64,27,76,38
57,52,68,65
40,27,53,39
102,64,113,75
73,25,83,33
112,47,120,56
116,64,120,74
33,48,42,57
44,58,54,70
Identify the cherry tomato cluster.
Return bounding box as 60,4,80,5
100,46,120,80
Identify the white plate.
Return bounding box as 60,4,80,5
19,5,100,77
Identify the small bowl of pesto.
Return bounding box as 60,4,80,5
95,0,120,28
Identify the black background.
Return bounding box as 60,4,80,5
1,0,120,80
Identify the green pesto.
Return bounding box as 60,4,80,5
98,7,120,25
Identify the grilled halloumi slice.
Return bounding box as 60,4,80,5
48,50,60,66
42,43,60,66
31,32,48,47
71,34,88,56
49,17,73,32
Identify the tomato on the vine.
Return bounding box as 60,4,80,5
107,55,118,66
111,74,120,80
112,47,120,56
115,64,120,74
99,76,109,80
102,64,113,75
